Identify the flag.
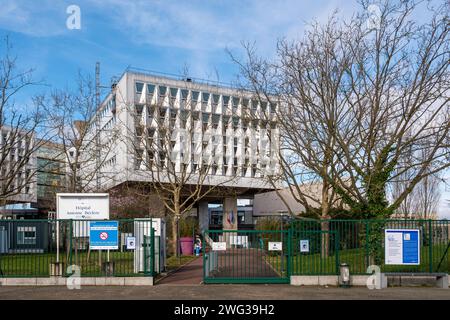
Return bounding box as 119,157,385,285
227,211,235,225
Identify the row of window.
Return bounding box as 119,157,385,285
86,96,117,134
135,82,277,112
210,210,248,225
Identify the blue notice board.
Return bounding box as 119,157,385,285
385,229,420,265
90,221,119,250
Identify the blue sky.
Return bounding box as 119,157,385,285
0,1,359,93
0,0,448,217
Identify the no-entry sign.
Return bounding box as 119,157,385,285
90,221,119,250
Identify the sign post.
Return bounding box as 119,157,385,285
55,193,110,265
89,221,119,250
385,229,420,265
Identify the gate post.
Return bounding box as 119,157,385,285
150,227,155,276
287,227,292,278
429,220,433,273
335,231,340,275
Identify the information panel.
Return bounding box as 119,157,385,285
56,193,109,220
268,242,282,251
300,240,310,253
90,221,119,250
385,229,420,265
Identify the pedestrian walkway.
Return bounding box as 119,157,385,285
157,257,203,285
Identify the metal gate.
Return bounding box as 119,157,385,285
203,230,290,284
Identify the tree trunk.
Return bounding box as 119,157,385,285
171,216,179,256
321,182,331,258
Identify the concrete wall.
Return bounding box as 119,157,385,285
0,277,154,286
254,189,306,216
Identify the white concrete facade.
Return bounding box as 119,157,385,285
83,70,280,192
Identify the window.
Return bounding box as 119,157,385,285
232,97,239,109
212,94,219,105
147,84,155,96
17,226,36,245
210,211,223,225
270,103,277,113
159,86,167,97
223,96,230,107
181,89,188,100
252,100,258,111
232,117,239,130
202,92,210,103
135,104,144,115
261,101,267,112
135,82,144,94
238,211,246,224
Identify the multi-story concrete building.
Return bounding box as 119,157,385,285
0,125,37,205
36,141,67,214
83,68,280,231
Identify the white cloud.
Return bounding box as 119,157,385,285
92,0,356,56
0,0,69,37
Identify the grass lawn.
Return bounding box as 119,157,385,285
165,255,198,272
0,251,199,277
266,243,450,275
1,250,144,277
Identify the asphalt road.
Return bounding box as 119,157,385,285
0,284,449,300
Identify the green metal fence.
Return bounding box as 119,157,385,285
290,219,450,275
1,218,449,280
0,219,158,278
202,219,450,283
203,229,290,284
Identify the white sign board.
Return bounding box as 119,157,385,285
385,229,420,265
56,193,109,220
212,242,227,251
268,242,282,251
300,240,310,253
126,237,136,250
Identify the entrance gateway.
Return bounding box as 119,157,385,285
202,226,340,284
203,230,291,284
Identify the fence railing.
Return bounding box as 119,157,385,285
0,219,159,278
1,218,448,279
290,219,450,275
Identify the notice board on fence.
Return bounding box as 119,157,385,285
385,229,420,265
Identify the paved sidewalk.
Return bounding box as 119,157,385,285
0,285,449,300
157,257,203,285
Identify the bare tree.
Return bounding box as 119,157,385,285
37,72,119,194
232,0,449,221
330,0,450,218
119,77,239,255
391,146,443,219
415,174,441,219
0,37,47,207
